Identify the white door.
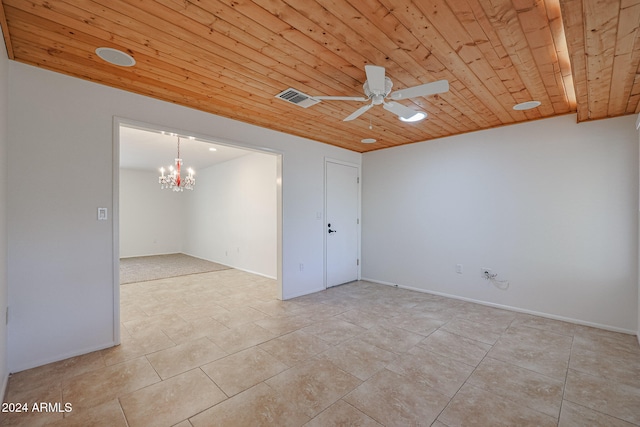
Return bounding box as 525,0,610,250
325,161,359,288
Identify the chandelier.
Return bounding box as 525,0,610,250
158,136,195,191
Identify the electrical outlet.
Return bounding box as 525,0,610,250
455,264,463,274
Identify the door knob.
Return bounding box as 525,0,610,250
328,229,337,233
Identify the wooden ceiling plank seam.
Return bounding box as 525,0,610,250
80,0,364,97
377,0,516,123
249,0,468,135
3,1,307,98
607,0,640,115
410,0,537,119
11,35,397,152
448,0,533,103
10,0,350,112
626,66,640,113
187,0,371,90
515,0,572,113
339,0,501,130
543,0,578,109
583,0,620,118
559,0,590,120
3,5,302,113
290,0,480,134
478,0,557,116
0,0,13,59
156,0,372,99
336,0,502,130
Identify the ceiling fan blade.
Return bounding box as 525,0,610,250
313,96,368,102
343,103,373,121
364,65,386,94
389,79,450,100
383,101,420,119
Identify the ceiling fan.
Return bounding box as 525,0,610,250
312,65,449,122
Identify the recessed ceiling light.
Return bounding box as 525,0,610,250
361,138,376,144
95,47,136,67
513,100,541,111
399,112,427,122
209,147,217,152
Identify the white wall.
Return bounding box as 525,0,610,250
183,152,278,278
7,62,360,372
119,169,183,258
0,38,8,398
363,114,639,333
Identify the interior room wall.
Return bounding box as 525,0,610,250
183,152,278,278
0,36,9,398
362,114,639,333
119,169,184,258
7,62,360,373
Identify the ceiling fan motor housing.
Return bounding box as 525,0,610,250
364,77,393,104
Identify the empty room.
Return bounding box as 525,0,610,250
1,1,639,426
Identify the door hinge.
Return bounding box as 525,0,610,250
357,259,360,266
357,177,360,184
357,218,360,224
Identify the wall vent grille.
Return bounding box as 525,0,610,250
275,88,320,108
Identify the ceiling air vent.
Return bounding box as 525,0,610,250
275,88,320,108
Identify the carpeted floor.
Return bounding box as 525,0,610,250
119,253,231,284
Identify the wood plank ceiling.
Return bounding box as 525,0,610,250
0,0,638,153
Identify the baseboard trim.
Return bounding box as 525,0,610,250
9,341,117,375
283,286,326,301
361,277,637,336
1,370,8,404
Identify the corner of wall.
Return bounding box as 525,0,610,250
0,31,9,399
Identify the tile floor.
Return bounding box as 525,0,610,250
2,268,640,426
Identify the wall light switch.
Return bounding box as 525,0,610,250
97,208,108,221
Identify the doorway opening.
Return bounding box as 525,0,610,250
112,118,283,343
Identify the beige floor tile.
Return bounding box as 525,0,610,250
570,345,640,388
47,399,127,427
344,368,449,426
8,273,640,427
208,322,277,354
378,313,445,336
120,368,226,427
254,313,314,335
211,306,268,328
265,359,361,419
440,318,505,345
565,369,640,425
572,328,640,360
488,326,572,379
5,351,105,395
259,330,332,367
62,357,160,412
161,317,229,344
250,299,308,317
334,309,385,329
511,313,576,336
467,357,564,417
189,382,310,427
146,337,227,379
438,384,557,427
316,338,397,381
559,400,637,427
303,400,382,427
0,386,64,427
418,329,491,367
358,324,424,354
301,319,366,345
386,346,474,397
201,347,288,397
